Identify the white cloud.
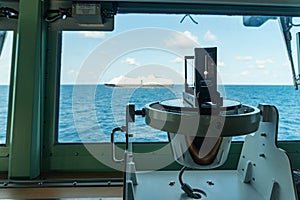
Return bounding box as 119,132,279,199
255,58,274,69
79,31,106,39
183,31,198,43
235,56,253,61
257,65,265,69
67,69,76,75
256,58,274,65
281,62,290,67
240,71,250,76
218,61,225,67
165,31,199,48
257,63,270,69
204,30,217,42
171,57,184,63
123,57,140,66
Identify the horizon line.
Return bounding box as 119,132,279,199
56,83,295,86
0,83,295,86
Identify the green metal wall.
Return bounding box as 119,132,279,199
0,0,300,179
7,0,44,179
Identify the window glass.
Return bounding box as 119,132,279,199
0,31,13,144
58,14,300,143
59,31,182,143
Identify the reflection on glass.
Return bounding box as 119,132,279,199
58,15,300,143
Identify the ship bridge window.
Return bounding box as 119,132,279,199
58,30,183,143
57,14,300,144
0,31,13,144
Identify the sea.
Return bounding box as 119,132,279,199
1,85,300,144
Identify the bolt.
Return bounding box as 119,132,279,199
169,181,175,186
259,153,265,158
261,133,267,137
206,180,214,185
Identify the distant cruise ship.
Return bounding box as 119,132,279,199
104,75,174,88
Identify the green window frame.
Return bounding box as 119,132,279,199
43,19,300,174
0,0,18,173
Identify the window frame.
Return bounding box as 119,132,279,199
42,4,300,173
0,0,18,171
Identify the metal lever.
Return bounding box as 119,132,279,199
111,126,126,163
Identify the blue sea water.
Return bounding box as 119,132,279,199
56,84,300,142
59,85,182,143
0,85,9,144
1,85,300,144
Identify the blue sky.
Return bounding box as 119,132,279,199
0,31,13,85
60,14,300,85
1,14,300,85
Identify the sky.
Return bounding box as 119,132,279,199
0,31,13,85
1,14,300,85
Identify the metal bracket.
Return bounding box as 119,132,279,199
125,180,135,200
241,160,252,183
269,180,280,200
123,104,138,200
279,17,300,90
72,2,103,24
0,1,19,30
295,32,300,88
128,159,137,186
237,104,297,200
46,1,115,31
